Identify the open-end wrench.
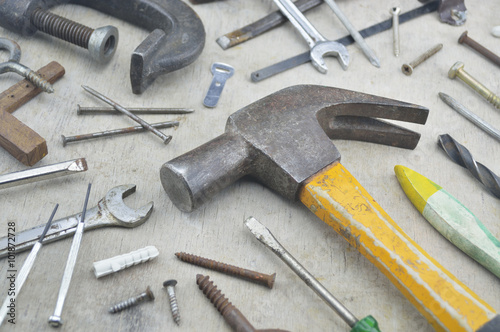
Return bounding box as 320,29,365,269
272,0,349,73
0,184,153,258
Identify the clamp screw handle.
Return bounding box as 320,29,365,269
30,8,118,63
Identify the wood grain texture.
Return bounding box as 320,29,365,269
0,62,65,165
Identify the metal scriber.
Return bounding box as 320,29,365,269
244,216,381,332
0,204,58,326
438,134,500,199
49,184,91,327
324,0,380,67
0,158,88,190
0,184,153,258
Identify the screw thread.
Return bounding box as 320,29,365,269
109,297,140,313
196,274,234,317
176,252,240,276
168,292,181,325
31,8,94,49
457,70,500,109
108,288,154,314
24,69,54,93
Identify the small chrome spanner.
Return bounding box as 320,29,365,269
0,184,153,258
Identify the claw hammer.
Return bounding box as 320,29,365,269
160,85,499,331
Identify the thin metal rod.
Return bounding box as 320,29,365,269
324,0,380,67
49,184,91,327
439,93,500,143
0,159,88,190
62,121,179,146
0,204,59,326
81,85,172,144
77,105,194,115
244,216,359,328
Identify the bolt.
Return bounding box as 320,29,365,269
402,43,443,76
390,7,401,57
448,61,500,109
196,274,286,332
108,286,155,314
175,252,276,289
30,8,118,63
458,31,500,68
163,280,181,325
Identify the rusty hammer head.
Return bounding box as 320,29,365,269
160,85,428,212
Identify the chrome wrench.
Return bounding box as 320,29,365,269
272,0,349,73
0,184,153,258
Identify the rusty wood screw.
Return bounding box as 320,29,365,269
175,252,276,289
163,280,181,325
402,43,443,76
108,286,155,313
30,8,118,63
196,274,287,332
448,61,500,109
458,31,500,68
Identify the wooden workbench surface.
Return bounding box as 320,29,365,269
1,1,499,331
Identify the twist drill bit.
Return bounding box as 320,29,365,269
438,134,500,199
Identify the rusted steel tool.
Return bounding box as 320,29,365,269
0,184,153,258
0,61,65,165
161,85,500,331
0,0,205,94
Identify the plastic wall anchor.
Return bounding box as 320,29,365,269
93,246,159,278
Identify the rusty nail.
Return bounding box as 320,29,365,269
458,31,500,68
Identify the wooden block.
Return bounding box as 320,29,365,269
0,61,65,166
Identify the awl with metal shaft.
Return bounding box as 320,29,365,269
395,165,500,279
244,216,381,332
0,204,58,326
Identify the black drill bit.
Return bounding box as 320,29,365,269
438,134,500,199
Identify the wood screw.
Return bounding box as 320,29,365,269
402,43,443,76
108,286,155,314
163,280,181,325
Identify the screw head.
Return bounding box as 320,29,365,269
448,61,464,79
458,31,469,44
48,315,62,327
145,286,155,300
402,64,414,76
390,7,401,15
88,26,119,63
163,279,178,288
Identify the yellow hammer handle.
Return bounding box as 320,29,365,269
299,162,496,331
